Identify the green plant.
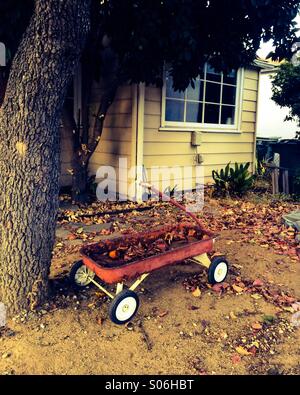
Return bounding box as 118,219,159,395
164,184,178,198
272,62,300,134
212,162,254,197
212,164,232,196
255,157,267,177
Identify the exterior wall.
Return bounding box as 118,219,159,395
60,68,259,195
142,68,258,187
257,70,297,139
60,83,134,194
89,83,134,196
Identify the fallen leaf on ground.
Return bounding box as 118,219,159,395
282,306,295,313
251,293,262,300
291,302,300,312
67,234,77,240
76,227,84,234
253,279,264,287
192,287,202,297
230,311,238,320
251,322,263,330
248,346,257,356
232,354,242,364
211,284,223,293
236,346,252,356
232,284,244,293
158,310,169,318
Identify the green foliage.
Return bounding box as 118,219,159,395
212,162,255,197
99,0,300,90
0,0,34,62
272,62,300,138
256,158,267,177
1,0,300,91
164,185,178,198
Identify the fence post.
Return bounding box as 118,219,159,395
271,168,280,195
282,170,290,195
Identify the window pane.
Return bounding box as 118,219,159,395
166,99,184,122
186,79,204,101
221,105,235,125
206,64,222,82
186,102,203,123
204,104,220,124
205,82,221,103
166,75,184,99
222,85,236,105
223,70,237,85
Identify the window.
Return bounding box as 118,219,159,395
163,64,241,129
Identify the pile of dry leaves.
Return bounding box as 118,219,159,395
82,223,204,267
183,273,298,311
200,198,299,260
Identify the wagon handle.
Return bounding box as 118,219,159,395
140,182,215,237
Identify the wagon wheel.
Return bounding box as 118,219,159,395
109,289,139,325
69,260,95,288
208,257,229,285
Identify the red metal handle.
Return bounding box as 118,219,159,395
140,182,214,237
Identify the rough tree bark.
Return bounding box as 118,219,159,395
0,0,90,315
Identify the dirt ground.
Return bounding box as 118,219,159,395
0,195,299,375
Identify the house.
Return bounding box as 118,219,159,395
256,58,298,140
61,63,260,200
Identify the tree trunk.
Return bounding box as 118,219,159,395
0,0,90,315
72,157,89,202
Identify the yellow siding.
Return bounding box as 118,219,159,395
143,68,258,187
60,83,133,191
89,84,133,179
60,67,259,195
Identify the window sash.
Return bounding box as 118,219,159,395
163,64,243,130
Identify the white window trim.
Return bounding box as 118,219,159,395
161,67,244,133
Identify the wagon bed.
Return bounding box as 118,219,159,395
70,183,229,325
80,222,215,284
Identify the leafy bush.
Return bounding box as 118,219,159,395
212,162,254,197
164,184,178,198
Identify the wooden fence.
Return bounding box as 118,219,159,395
266,165,290,195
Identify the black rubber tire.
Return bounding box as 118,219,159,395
69,260,94,288
207,256,229,285
109,289,140,325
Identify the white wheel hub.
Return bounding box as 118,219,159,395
115,296,137,322
74,265,95,286
214,262,228,283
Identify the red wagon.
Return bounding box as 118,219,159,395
69,184,229,325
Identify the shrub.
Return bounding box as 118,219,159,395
212,162,254,197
